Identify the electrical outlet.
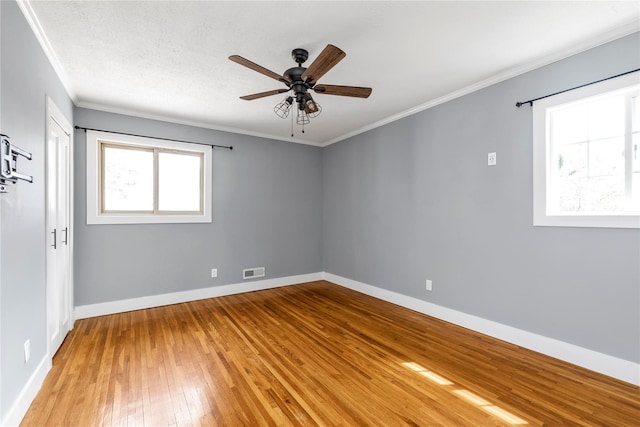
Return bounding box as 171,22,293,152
426,279,433,291
24,340,30,363
488,152,497,166
211,268,218,278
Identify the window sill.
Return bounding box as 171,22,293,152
87,213,212,225
533,213,640,229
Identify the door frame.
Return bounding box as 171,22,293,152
45,96,74,360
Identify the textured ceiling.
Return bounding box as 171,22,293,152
24,1,640,146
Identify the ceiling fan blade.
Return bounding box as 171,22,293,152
301,44,346,84
240,89,289,100
229,55,290,84
313,85,372,98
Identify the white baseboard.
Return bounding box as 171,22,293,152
75,272,323,320
323,272,640,386
74,270,640,386
1,356,51,427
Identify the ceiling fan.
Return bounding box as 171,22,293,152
229,44,372,130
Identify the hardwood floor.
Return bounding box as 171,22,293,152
21,281,639,426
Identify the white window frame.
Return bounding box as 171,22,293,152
533,72,640,229
86,130,212,224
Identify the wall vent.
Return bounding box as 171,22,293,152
242,267,265,280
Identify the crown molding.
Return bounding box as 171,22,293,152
75,101,324,147
16,0,77,103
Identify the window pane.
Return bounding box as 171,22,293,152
555,142,587,178
103,145,153,211
557,175,625,214
158,152,202,212
549,92,633,215
557,175,588,213
589,136,624,177
587,95,624,140
587,175,625,213
551,104,588,144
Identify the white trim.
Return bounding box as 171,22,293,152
76,103,322,147
322,272,640,386
0,356,51,427
75,272,323,319
16,1,77,103
85,130,213,224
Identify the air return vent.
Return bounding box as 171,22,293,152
243,267,265,280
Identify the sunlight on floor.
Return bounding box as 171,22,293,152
403,361,453,385
402,362,528,425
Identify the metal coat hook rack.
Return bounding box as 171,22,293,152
1,134,33,193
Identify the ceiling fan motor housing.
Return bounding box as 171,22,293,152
284,66,312,109
291,48,309,65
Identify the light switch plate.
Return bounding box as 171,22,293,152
488,152,497,166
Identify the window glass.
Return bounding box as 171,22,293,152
548,90,636,215
102,145,154,212
586,95,624,140
551,104,588,144
158,151,202,212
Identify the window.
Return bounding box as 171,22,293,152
87,130,212,224
533,72,640,228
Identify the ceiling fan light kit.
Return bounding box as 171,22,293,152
230,44,372,135
296,108,310,126
274,96,294,119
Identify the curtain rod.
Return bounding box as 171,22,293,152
515,68,640,108
74,126,233,150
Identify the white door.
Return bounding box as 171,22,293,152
46,98,73,356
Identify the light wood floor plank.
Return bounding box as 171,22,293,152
21,281,640,426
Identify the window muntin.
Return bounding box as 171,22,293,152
87,130,212,224
533,72,640,228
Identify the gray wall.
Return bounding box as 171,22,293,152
0,1,74,420
2,0,638,419
74,108,323,305
323,32,640,364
